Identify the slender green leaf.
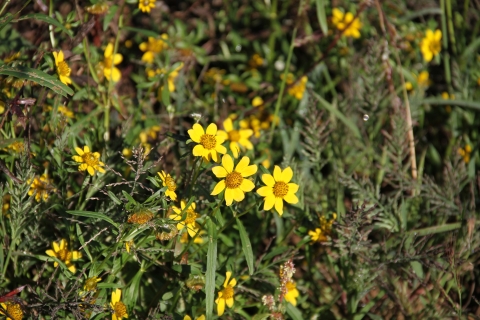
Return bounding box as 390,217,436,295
16,13,70,35
286,303,304,320
122,26,159,38
236,218,255,275
0,13,14,32
67,210,118,228
206,219,217,320
107,191,122,205
76,224,93,262
0,65,74,97
315,0,328,35
103,5,118,31
462,36,480,60
421,98,480,111
252,314,271,320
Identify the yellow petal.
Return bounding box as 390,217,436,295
113,53,123,65
281,167,293,182
192,144,205,157
273,165,282,181
87,166,95,176
257,186,273,197
232,188,245,202
72,251,82,260
274,198,284,215
240,164,257,178
68,264,76,273
284,192,299,204
205,123,217,135
112,288,121,304
223,118,233,132
221,154,234,173
217,297,226,316
84,145,90,153
212,165,228,178
230,142,240,158
261,173,275,187
235,156,250,172
59,239,66,250
263,195,275,211
229,277,237,287
215,144,227,155
75,147,84,156
226,297,234,308
239,179,255,192
52,241,60,252
210,150,219,163
211,180,226,195
224,188,234,206
79,163,88,171
105,43,114,58
190,123,205,141
46,249,56,257
288,183,299,194
224,271,232,286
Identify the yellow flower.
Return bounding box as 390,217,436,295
102,43,123,82
110,289,128,320
138,0,155,13
170,200,201,237
458,145,472,163
284,280,300,306
331,8,362,38
2,195,10,215
406,71,430,91
53,51,72,85
308,228,328,242
72,146,106,176
281,73,308,100
125,240,134,253
204,67,226,84
57,105,74,118
256,166,299,216
180,229,205,244
252,96,264,107
211,154,257,206
4,52,21,63
248,53,264,69
0,302,23,320
217,118,254,158
6,141,24,154
139,35,169,63
45,239,81,273
84,276,101,292
442,91,455,113
215,271,237,316
309,213,336,242
421,29,442,62
0,100,4,114
158,170,177,200
28,174,55,202
184,315,205,320
187,123,227,162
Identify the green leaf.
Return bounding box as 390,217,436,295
236,218,255,275
107,191,122,205
67,210,119,229
0,65,74,97
252,314,271,320
76,224,93,262
123,26,159,38
315,0,328,35
162,292,174,300
0,13,14,32
16,13,70,36
103,5,118,31
206,219,217,320
420,98,480,111
286,303,304,320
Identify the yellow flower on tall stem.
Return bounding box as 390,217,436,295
53,51,72,85
45,239,82,273
170,200,201,237
256,166,299,216
158,170,177,200
187,123,227,162
102,43,123,82
420,29,442,62
211,154,257,206
217,118,254,158
0,302,23,320
110,289,128,320
215,271,237,316
138,0,155,13
331,8,362,38
72,146,106,176
284,280,300,306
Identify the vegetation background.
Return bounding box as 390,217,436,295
1,0,480,319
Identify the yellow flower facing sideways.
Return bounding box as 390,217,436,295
421,29,442,62
53,51,72,85
257,166,299,216
45,239,81,273
170,200,201,237
102,43,123,82
139,34,168,63
215,271,237,316
138,0,155,13
158,170,177,200
284,280,300,306
110,289,128,320
28,173,55,202
211,154,257,206
0,302,23,320
332,8,362,38
217,117,254,158
72,146,106,176
188,123,227,162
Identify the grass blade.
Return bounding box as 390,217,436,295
315,0,328,35
236,218,255,275
67,210,119,229
206,219,218,320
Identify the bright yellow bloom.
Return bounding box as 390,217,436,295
332,8,362,38
158,170,177,200
139,34,168,63
215,271,237,316
252,96,264,107
187,123,227,162
180,229,205,244
102,43,123,82
257,166,299,216
0,100,4,114
72,146,106,176
281,73,308,100
458,145,472,163
53,51,72,85
138,0,155,13
110,289,128,320
421,29,442,62
28,174,55,202
211,154,257,206
0,302,23,320
217,118,254,158
309,213,336,242
184,315,205,320
170,200,201,237
284,280,300,306
45,239,81,273
84,276,101,292
2,195,10,215
308,228,328,242
57,105,74,118
6,141,24,154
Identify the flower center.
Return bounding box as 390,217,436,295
57,61,71,76
185,209,199,225
82,153,99,167
165,176,176,191
114,301,127,318
222,286,234,299
225,171,243,189
57,248,71,261
286,281,296,291
200,134,217,150
273,181,289,198
144,0,150,5
5,303,23,320
228,130,240,142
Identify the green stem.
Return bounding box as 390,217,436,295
187,157,201,198
48,0,55,48
0,0,11,17
445,0,456,55
265,0,278,83
440,0,452,90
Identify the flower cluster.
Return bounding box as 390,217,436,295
0,302,23,320
281,73,308,100
139,34,169,63
458,144,472,163
331,8,362,38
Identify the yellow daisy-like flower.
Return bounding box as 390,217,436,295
184,315,205,320
281,73,308,100
308,228,328,242
0,302,23,320
158,170,177,200
331,8,362,38
110,289,128,320
28,174,55,202
211,154,257,206
45,239,82,273
256,166,299,216
72,146,106,176
83,276,101,292
139,35,169,63
170,200,201,237
217,118,254,158
187,123,227,162
421,29,442,62
284,280,300,306
138,0,155,13
215,271,237,317
180,229,205,244
52,51,72,85
102,43,123,82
